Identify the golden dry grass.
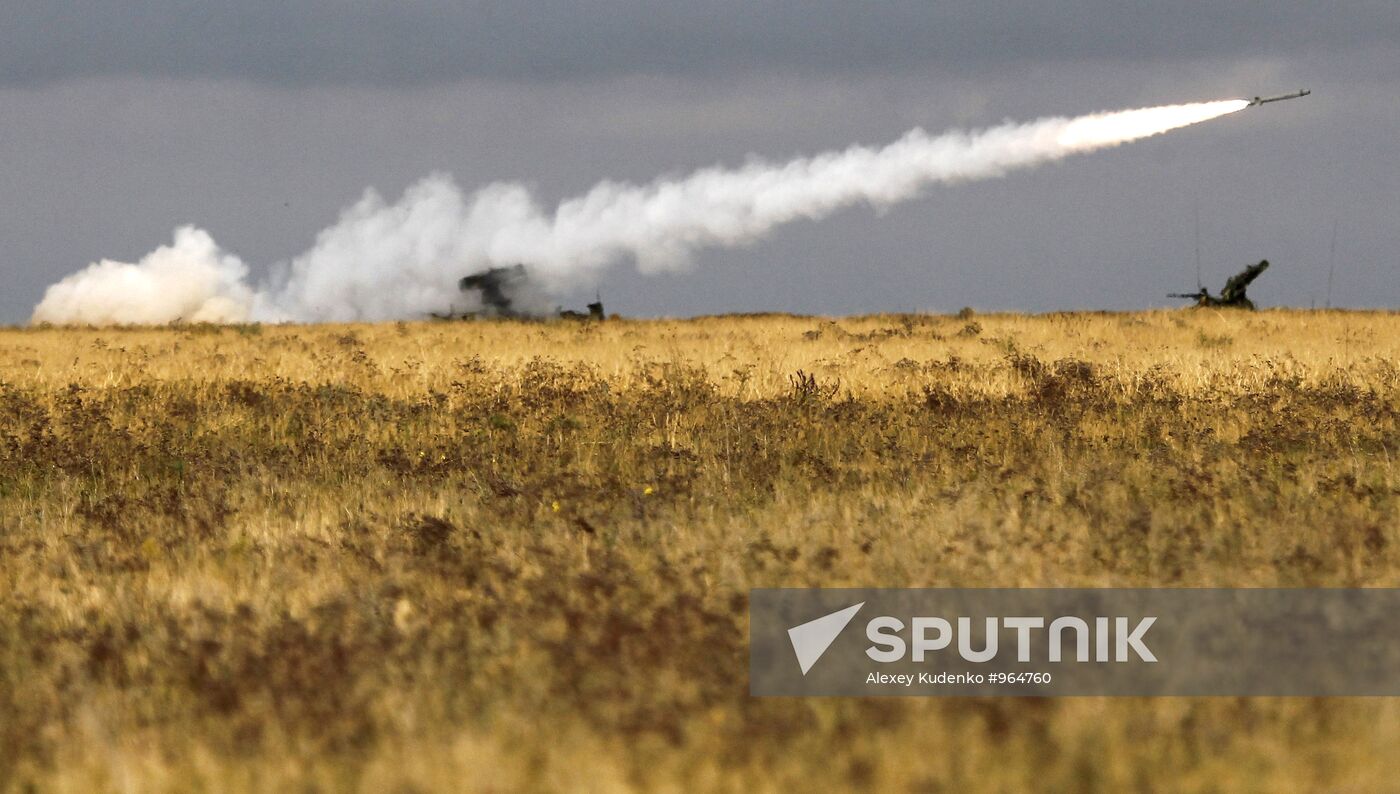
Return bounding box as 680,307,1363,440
1,309,1398,792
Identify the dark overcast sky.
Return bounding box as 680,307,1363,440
3,2,1397,321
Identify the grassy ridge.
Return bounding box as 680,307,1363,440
1,311,1398,791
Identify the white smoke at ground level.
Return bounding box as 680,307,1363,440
31,99,1249,325
31,226,253,325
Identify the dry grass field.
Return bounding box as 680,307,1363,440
2,309,1398,792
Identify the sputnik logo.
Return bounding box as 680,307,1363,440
787,602,865,675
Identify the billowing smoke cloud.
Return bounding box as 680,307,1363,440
33,99,1248,325
31,226,254,325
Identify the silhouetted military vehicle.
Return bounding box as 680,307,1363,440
559,301,605,321
439,264,605,320
1171,260,1270,309
459,264,530,317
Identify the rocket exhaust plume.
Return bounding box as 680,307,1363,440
31,98,1249,325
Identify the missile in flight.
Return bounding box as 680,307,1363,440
1246,90,1310,108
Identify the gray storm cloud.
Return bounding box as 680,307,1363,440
1,4,1391,86
31,99,1247,325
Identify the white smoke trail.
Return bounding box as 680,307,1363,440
32,99,1248,325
